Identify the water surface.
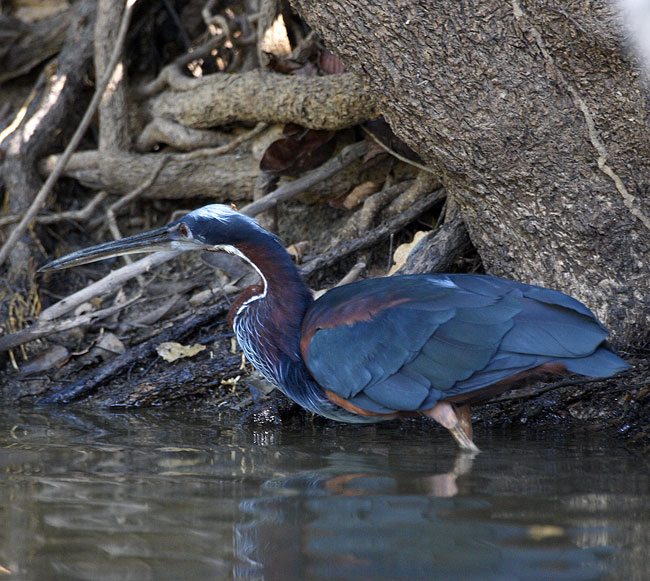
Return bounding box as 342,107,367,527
0,408,648,580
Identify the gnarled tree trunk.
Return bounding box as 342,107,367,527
293,0,650,341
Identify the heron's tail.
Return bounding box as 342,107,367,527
559,346,630,378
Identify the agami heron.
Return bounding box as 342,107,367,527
40,205,629,451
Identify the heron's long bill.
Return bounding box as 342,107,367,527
38,226,178,272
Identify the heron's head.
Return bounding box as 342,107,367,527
39,205,269,272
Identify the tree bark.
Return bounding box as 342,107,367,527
292,0,650,341
146,70,378,131
0,10,72,84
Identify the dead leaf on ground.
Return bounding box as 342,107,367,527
19,344,69,376
335,181,380,210
286,240,309,263
94,332,125,359
156,341,206,362
260,123,337,176
389,230,428,275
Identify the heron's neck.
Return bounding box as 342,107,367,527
228,232,375,421
229,236,313,369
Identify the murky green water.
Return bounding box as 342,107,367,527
0,408,648,580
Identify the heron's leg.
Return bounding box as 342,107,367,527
455,404,473,441
424,402,480,453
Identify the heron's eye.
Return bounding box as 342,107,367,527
178,223,190,238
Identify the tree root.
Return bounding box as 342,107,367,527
0,9,72,84
146,70,379,132
301,187,447,277
39,149,260,201
335,181,411,242
396,213,473,275
386,172,441,217
135,118,230,152
0,0,97,277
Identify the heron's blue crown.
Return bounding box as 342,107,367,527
173,204,270,247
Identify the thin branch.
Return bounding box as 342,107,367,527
0,191,108,227
38,251,180,323
360,125,435,174
0,0,138,268
300,186,446,277
0,296,141,353
241,141,368,216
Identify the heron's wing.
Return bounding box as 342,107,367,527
301,274,623,414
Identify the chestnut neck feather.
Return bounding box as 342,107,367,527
230,237,313,365
226,231,369,422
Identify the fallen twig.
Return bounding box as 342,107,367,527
0,251,180,352
38,250,181,323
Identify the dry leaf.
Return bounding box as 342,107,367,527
389,230,428,275
341,181,380,210
261,14,291,56
156,341,206,362
19,345,69,376
286,240,309,263
95,332,126,356
260,124,337,176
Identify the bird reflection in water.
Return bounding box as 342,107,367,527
232,452,604,580
233,453,477,579
320,453,474,499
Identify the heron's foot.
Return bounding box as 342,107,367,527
424,401,480,454
449,423,480,454
455,404,473,441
